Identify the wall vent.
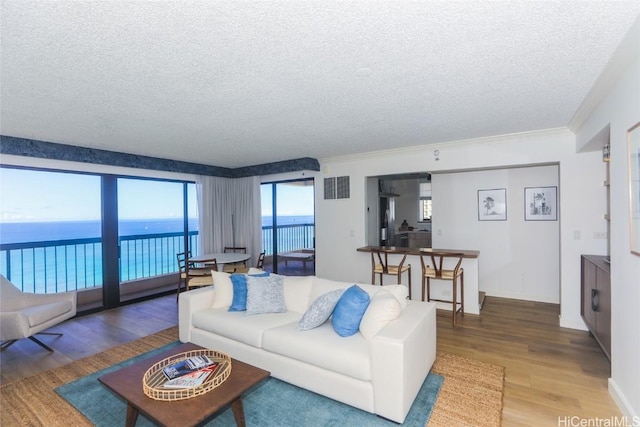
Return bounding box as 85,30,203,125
324,176,350,200
324,177,336,199
336,176,350,199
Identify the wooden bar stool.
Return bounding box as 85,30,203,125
371,248,412,299
420,251,464,326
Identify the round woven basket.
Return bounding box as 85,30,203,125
143,349,232,401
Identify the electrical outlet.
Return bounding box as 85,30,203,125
594,232,607,239
573,230,581,240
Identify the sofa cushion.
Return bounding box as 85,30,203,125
359,290,402,339
262,321,372,381
308,277,353,302
332,285,371,337
246,275,287,315
297,288,344,331
280,275,314,314
192,308,300,347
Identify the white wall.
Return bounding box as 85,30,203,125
304,127,605,329
433,165,560,303
573,20,640,421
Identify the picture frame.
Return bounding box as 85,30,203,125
478,188,507,221
524,186,557,221
627,121,640,256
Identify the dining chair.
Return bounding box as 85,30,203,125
185,258,217,292
256,252,265,269
420,251,465,326
176,251,195,301
222,246,248,273
370,248,412,299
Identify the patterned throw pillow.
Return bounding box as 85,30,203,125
297,288,345,331
332,285,371,337
246,275,287,315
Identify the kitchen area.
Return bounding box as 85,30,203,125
362,171,481,315
367,173,432,249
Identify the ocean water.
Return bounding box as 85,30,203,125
0,216,314,244
0,216,314,292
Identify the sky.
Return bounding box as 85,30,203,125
0,167,313,222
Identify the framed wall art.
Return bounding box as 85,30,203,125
524,186,557,221
628,121,640,256
478,188,507,221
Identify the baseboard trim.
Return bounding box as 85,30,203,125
608,378,639,421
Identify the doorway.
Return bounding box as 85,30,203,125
261,179,315,275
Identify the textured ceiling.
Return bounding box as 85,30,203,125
1,1,639,169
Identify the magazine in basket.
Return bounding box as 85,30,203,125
162,355,215,380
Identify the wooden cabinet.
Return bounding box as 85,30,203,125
408,232,431,248
397,231,431,248
581,255,611,361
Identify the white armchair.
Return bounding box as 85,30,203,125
0,275,77,352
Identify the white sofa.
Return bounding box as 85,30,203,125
178,272,437,423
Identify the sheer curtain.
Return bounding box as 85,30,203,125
196,175,262,267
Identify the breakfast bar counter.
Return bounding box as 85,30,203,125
356,246,479,258
357,246,481,315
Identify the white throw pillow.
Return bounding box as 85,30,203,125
381,284,409,309
211,270,233,308
359,290,402,339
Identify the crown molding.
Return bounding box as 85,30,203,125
319,127,571,165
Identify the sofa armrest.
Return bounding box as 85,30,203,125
370,301,437,423
178,286,217,343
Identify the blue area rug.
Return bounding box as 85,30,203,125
56,343,443,426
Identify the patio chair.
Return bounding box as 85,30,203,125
0,275,77,352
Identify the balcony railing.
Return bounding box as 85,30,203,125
261,223,314,255
1,223,314,292
0,232,199,293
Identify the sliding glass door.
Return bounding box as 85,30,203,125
116,178,198,303
0,165,198,311
261,179,315,275
0,167,105,308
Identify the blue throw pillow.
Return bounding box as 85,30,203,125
332,285,371,337
229,272,269,311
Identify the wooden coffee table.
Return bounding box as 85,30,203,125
98,342,270,427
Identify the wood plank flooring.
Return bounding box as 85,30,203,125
0,294,619,426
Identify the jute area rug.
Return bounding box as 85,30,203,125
0,327,504,426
